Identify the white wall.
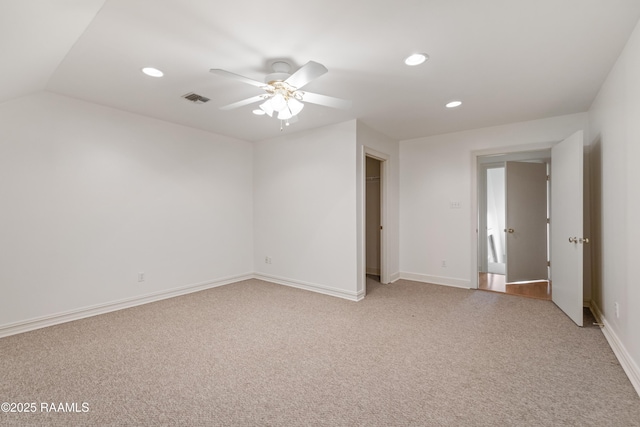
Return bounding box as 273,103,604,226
399,113,588,288
253,121,359,300
0,92,254,333
588,19,640,393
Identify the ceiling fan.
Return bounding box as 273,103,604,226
210,60,351,122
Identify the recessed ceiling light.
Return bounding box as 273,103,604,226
142,67,164,77
404,53,429,66
446,100,462,108
252,109,266,116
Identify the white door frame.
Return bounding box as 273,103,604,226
470,142,554,289
361,147,389,291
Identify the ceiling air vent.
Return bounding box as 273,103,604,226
182,92,210,104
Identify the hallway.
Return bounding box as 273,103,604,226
478,272,551,300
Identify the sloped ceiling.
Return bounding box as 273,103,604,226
0,1,106,103
3,0,640,142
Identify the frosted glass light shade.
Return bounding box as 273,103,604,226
271,94,287,111
259,100,274,117
278,108,293,120
288,98,304,116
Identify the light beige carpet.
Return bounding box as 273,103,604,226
1,278,639,426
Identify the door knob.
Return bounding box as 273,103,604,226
507,228,514,234
580,237,590,244
569,237,578,243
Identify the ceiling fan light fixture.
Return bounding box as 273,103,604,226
404,53,429,66
446,100,462,108
142,67,164,77
211,60,349,126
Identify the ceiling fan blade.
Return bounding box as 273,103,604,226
300,92,352,110
285,61,328,89
219,95,266,110
210,69,268,88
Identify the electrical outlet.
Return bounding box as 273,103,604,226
441,260,447,268
138,272,145,282
265,256,272,264
615,302,620,318
450,201,461,209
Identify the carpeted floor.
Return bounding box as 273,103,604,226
1,278,639,426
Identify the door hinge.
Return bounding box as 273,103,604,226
546,175,550,181
547,261,551,267
546,218,550,224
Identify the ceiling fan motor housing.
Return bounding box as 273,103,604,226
265,61,292,84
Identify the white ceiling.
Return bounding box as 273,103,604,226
3,0,640,142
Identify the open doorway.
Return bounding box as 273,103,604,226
477,151,552,300
365,155,383,294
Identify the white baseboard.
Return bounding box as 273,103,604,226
399,272,471,289
591,302,640,398
365,271,400,284
254,273,361,302
0,273,253,339
388,272,401,283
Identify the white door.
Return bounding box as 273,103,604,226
551,131,584,326
505,161,548,283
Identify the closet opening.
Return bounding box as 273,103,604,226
365,155,383,295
